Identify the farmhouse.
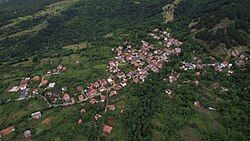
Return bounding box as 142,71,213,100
103,125,113,134
0,126,15,138
31,111,41,119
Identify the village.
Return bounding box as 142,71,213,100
1,28,248,139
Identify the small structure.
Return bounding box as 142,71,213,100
77,119,83,125
0,126,15,138
109,90,117,97
89,98,97,105
103,125,113,134
80,108,86,113
32,88,39,95
194,101,202,108
8,86,19,93
99,86,107,92
94,114,102,120
78,95,85,101
32,76,40,81
18,90,28,100
61,86,67,91
100,95,106,102
208,107,216,111
40,79,48,86
31,111,41,119
77,86,83,93
63,93,71,102
48,82,56,88
108,105,116,111
87,89,98,97
61,66,67,72
165,89,172,95
23,130,32,138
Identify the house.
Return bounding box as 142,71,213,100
208,107,216,110
108,105,116,111
169,76,177,83
8,86,19,93
40,79,48,86
31,111,41,119
194,101,202,108
20,79,28,86
77,119,83,125
107,78,114,84
99,86,107,92
61,66,67,72
103,125,113,134
100,95,106,102
89,98,97,105
133,77,140,83
94,114,102,120
195,80,199,85
94,81,100,88
214,65,223,72
165,89,172,95
0,126,15,138
63,93,71,102
119,81,126,87
109,90,117,97
100,79,108,86
80,108,86,113
23,130,32,138
32,88,38,95
87,89,98,97
77,86,83,93
61,86,67,91
78,95,85,101
48,82,56,88
117,71,126,79
195,72,201,77
32,76,40,81
235,60,245,67
19,84,27,91
47,70,52,75
221,60,229,67
57,65,63,70
18,90,28,100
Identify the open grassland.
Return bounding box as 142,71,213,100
0,0,79,38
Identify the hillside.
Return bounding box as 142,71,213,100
0,0,249,141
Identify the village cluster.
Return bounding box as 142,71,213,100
1,28,248,139
1,28,184,138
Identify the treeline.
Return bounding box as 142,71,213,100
122,73,165,141
174,0,250,48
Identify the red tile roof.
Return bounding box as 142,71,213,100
89,98,97,105
103,125,113,134
32,76,40,81
63,93,70,101
87,89,98,97
41,79,48,86
0,126,15,137
78,95,85,101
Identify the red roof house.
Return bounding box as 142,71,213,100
63,93,70,101
0,126,15,138
87,89,98,97
103,125,113,134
